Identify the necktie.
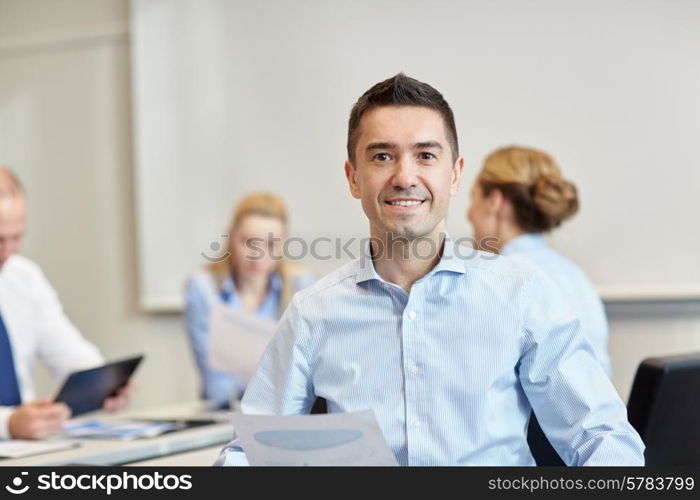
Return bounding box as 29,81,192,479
0,312,22,406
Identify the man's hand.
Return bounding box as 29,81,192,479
102,378,135,412
8,398,71,439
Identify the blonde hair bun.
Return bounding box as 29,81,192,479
479,146,580,233
532,174,579,229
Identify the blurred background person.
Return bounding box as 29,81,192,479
184,192,315,409
0,166,131,440
466,146,610,375
466,146,611,466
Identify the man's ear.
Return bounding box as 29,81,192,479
345,160,361,199
449,156,465,197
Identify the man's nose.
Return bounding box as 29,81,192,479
391,156,419,190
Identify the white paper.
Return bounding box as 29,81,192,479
0,439,80,459
231,410,398,466
61,419,183,440
208,303,277,383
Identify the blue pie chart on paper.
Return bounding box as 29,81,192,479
254,429,363,450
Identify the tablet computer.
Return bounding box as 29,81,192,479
54,355,144,416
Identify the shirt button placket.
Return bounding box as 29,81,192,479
403,286,423,465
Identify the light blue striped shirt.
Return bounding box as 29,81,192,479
501,233,611,377
216,237,644,466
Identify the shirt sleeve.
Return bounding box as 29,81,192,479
518,272,645,466
214,296,315,466
184,278,238,407
33,267,104,380
592,296,613,378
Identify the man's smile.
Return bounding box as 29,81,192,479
383,197,427,211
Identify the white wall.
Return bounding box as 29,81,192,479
0,0,698,408
607,302,700,399
132,0,700,308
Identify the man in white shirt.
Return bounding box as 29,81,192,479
0,166,129,439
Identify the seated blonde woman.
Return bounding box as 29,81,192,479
184,193,315,408
467,146,610,376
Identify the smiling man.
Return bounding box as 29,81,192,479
215,74,644,466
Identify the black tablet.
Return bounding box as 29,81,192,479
54,355,144,416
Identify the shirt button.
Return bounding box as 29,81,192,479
407,311,417,320
413,420,421,428
409,363,419,374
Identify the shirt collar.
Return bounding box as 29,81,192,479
354,233,465,285
220,271,283,300
501,233,546,256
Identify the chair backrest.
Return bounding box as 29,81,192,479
627,351,700,465
310,397,327,414
527,412,565,466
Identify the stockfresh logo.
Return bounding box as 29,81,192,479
5,471,29,495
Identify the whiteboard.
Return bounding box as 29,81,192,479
131,0,700,311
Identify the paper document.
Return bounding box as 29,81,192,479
0,439,80,459
61,419,183,440
208,303,277,383
231,410,398,466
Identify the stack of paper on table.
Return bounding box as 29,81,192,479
61,419,183,440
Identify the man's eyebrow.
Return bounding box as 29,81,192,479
365,142,398,151
413,141,443,150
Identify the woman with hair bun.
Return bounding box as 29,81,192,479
467,146,610,376
467,146,611,466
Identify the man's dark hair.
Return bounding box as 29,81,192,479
347,73,459,164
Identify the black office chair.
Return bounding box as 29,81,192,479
527,413,565,466
310,397,327,414
627,351,700,465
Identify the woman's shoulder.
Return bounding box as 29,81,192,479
186,268,222,301
508,242,600,302
282,263,317,291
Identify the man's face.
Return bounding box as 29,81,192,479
345,105,463,241
0,195,26,268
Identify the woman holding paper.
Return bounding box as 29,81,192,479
184,192,315,408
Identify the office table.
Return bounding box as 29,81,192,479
126,444,224,466
0,402,233,467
